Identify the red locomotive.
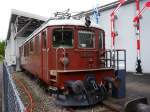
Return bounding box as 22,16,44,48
20,15,115,106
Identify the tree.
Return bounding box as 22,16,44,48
0,40,5,57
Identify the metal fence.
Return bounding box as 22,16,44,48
3,62,25,112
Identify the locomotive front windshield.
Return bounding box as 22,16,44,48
78,31,95,48
53,28,73,48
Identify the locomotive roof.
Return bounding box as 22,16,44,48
46,19,101,28
21,18,102,46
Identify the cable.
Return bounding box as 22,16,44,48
13,76,34,112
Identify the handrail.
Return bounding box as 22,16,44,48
56,47,66,71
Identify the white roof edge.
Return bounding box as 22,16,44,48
11,9,48,21
20,19,102,47
47,19,101,29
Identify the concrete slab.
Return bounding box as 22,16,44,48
126,73,150,102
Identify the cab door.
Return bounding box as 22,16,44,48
41,30,49,83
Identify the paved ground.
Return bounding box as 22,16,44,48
126,73,150,102
107,72,150,111
0,64,3,112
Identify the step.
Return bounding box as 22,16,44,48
48,86,57,91
50,79,57,82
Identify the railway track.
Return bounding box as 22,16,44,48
13,72,122,112
13,75,34,112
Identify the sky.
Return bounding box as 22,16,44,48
0,0,116,40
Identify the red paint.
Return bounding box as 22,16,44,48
137,39,140,50
135,0,140,11
119,0,126,4
145,1,150,7
133,16,138,22
58,69,114,88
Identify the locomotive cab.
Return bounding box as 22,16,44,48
50,26,105,70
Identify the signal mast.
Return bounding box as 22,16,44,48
133,0,150,73
110,0,127,68
110,0,127,50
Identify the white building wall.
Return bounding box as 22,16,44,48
15,37,25,71
5,39,11,65
15,37,25,58
5,23,26,68
140,5,150,73
92,1,150,73
5,23,16,66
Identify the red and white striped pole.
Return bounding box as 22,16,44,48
111,0,126,50
111,12,116,50
134,0,142,73
110,0,126,67
133,0,150,73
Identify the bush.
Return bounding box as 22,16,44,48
0,41,5,57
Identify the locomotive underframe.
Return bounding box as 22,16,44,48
53,68,114,88
49,68,115,106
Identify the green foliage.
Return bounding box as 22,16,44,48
0,40,5,57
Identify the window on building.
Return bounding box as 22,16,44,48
78,31,95,48
99,31,104,49
42,31,47,49
52,28,73,48
22,47,24,56
24,44,28,57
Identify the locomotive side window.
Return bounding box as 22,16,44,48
20,47,23,56
21,47,23,56
78,31,95,48
42,31,47,49
35,35,40,54
52,28,73,48
30,39,34,52
27,43,29,56
23,45,26,57
99,31,104,49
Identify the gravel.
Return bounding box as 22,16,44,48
13,71,111,112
